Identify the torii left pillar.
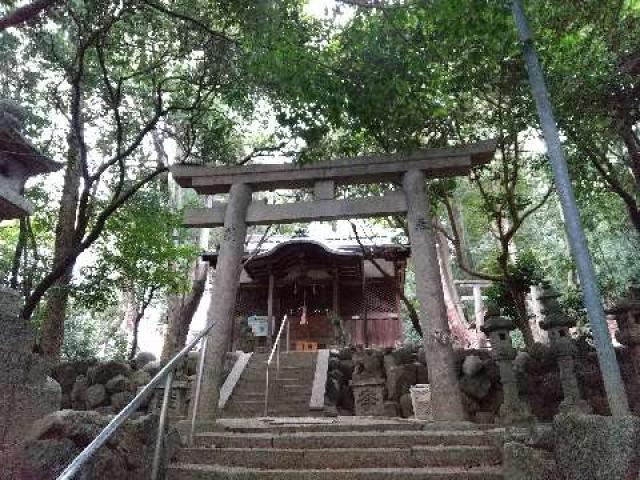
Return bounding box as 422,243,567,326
198,182,252,421
403,169,466,421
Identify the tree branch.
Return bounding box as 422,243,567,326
337,0,407,9
0,0,59,32
349,222,422,337
22,166,169,321
440,193,502,282
139,0,237,45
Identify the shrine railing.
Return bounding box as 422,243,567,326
264,314,289,416
56,320,217,480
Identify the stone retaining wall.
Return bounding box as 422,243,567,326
325,341,639,422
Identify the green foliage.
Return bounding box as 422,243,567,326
485,251,545,318
77,187,198,313
561,287,589,329
3,0,640,356
61,303,128,361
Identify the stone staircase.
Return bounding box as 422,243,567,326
219,352,318,418
168,419,504,479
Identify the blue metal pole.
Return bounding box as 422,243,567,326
511,0,629,415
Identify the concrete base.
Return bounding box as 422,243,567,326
503,442,557,480
553,414,640,480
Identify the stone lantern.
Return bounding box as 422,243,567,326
0,100,62,448
608,283,640,371
0,100,60,219
538,285,592,414
481,307,532,424
608,282,640,411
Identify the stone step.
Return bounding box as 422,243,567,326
215,420,491,434
240,373,314,380
231,394,311,404
193,430,496,449
234,381,311,390
178,446,501,469
223,399,310,407
231,384,311,393
239,372,314,380
220,407,313,417
243,366,315,374
220,410,312,418
232,384,310,394
167,464,504,480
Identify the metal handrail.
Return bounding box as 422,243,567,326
264,315,289,416
56,319,218,480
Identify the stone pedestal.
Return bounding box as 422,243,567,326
497,358,532,424
410,384,432,420
0,287,60,446
150,380,191,419
538,286,592,415
482,308,532,425
351,378,385,416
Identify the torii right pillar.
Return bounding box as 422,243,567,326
403,169,466,421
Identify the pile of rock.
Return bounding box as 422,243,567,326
52,353,158,414
382,346,429,417
0,409,179,480
325,344,429,418
325,348,355,415
325,345,507,421
456,351,503,423
51,350,239,417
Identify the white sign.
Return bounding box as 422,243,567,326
248,315,269,337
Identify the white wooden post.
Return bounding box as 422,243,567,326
473,286,488,348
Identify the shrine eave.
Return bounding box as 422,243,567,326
0,130,61,175
201,239,410,281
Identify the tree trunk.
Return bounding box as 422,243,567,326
160,261,208,363
449,198,474,273
128,311,144,360
0,0,59,32
507,278,535,348
39,137,81,361
436,228,472,347
120,282,139,347
10,218,27,289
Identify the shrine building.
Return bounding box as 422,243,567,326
203,237,409,352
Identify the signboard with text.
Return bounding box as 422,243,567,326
248,315,269,337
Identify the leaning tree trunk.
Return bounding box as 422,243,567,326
160,261,208,363
507,279,536,348
436,228,473,347
450,199,475,274
128,311,144,360
40,139,81,361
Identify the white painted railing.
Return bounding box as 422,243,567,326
264,315,289,417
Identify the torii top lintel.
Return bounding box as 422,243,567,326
170,140,496,195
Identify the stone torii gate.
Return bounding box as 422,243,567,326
170,139,496,422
